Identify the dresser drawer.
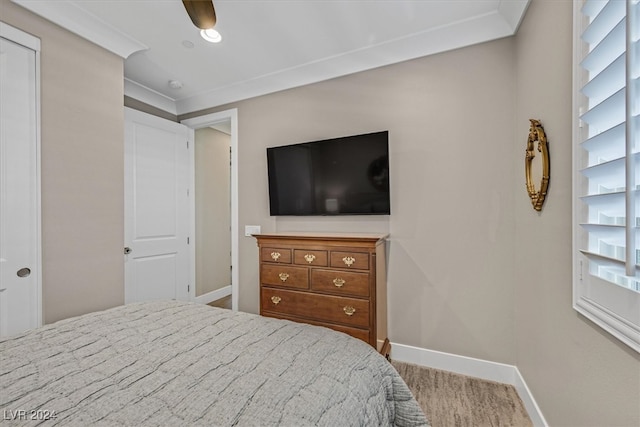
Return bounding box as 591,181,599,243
261,264,308,289
293,249,328,266
311,269,369,297
268,313,370,344
261,288,369,328
330,251,370,270
261,247,292,264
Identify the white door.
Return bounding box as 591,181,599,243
0,25,41,337
124,108,190,303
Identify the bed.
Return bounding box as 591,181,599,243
0,300,429,426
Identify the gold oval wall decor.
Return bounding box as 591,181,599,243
525,119,550,212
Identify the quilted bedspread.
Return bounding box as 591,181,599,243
0,300,428,426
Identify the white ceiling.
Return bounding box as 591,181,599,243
12,0,530,116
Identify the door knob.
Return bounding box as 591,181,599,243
17,267,31,278
124,247,132,255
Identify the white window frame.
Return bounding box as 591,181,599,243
572,0,640,353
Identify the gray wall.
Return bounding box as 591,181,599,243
195,127,231,296
514,1,640,426
1,0,125,323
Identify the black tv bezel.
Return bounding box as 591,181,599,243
266,131,390,216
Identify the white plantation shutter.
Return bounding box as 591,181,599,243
574,0,640,352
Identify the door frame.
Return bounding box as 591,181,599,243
0,22,42,330
181,109,238,311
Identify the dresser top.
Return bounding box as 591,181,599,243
253,231,389,243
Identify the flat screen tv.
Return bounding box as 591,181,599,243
266,131,390,216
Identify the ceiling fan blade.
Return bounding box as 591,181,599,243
182,0,217,29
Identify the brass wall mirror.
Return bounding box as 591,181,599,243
525,119,550,212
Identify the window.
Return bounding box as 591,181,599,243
573,0,640,352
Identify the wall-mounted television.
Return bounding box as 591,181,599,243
266,131,390,216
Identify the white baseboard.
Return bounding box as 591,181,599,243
391,342,548,427
513,368,548,427
193,285,231,305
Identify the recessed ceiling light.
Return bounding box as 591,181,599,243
200,28,222,43
168,80,183,89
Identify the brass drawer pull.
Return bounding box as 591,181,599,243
278,272,289,282
343,306,356,316
304,254,316,263
333,278,345,288
271,296,281,305
342,256,355,267
270,252,281,261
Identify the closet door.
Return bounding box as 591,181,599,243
0,24,41,337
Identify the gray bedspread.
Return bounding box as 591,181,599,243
0,300,428,426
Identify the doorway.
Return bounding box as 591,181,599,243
182,109,239,311
193,124,231,304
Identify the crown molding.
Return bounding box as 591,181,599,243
124,79,178,116
498,0,531,33
11,0,147,58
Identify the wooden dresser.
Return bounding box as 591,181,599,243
254,232,389,355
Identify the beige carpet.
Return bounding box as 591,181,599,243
392,360,533,427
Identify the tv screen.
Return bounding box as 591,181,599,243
267,131,390,216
